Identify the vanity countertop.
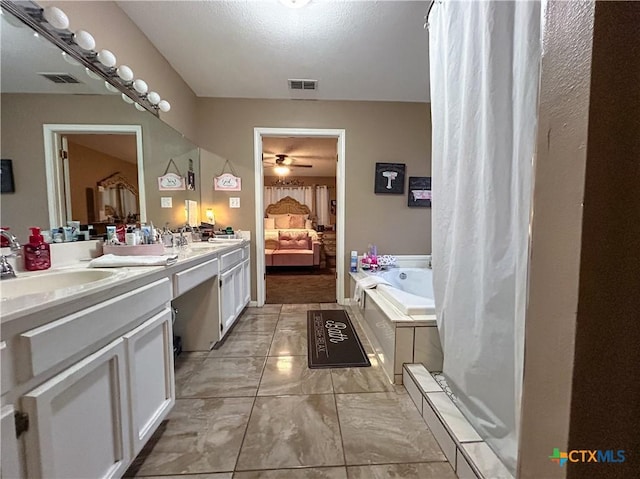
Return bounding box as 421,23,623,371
0,240,248,330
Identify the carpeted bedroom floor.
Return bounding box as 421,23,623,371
266,267,336,304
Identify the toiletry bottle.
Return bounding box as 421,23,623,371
125,227,137,245
23,227,51,271
350,251,358,272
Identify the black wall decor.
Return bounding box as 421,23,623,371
1,159,15,193
408,176,432,207
374,163,405,194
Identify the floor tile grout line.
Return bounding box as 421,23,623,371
331,374,349,470
230,394,258,474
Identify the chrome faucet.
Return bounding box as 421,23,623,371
0,229,21,279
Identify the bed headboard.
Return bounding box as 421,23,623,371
265,196,311,217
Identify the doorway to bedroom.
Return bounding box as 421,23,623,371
254,128,345,307
262,136,337,304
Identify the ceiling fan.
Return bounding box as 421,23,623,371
262,154,313,169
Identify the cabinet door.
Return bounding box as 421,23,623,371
233,264,244,317
1,405,22,478
241,259,251,306
21,339,130,479
123,308,175,456
220,266,236,338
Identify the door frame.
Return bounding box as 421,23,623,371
43,124,144,229
254,127,346,306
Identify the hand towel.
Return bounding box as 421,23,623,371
89,254,178,268
353,275,391,306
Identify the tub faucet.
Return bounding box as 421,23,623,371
0,229,21,279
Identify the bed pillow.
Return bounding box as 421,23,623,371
278,231,309,249
274,216,291,229
264,218,275,230
305,219,313,229
267,213,289,220
289,214,305,229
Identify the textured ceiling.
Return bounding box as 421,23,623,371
117,0,430,102
263,137,337,177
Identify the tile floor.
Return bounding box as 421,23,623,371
126,304,456,479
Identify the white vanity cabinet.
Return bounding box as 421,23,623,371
2,278,174,479
219,244,251,339
123,308,174,456
21,338,132,479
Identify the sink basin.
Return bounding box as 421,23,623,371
0,270,117,299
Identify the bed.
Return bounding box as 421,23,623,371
264,196,321,267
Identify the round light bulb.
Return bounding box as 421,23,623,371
85,67,101,81
158,100,171,112
43,6,69,30
73,29,95,51
121,93,134,104
96,49,117,68
147,91,161,105
133,79,148,94
61,52,80,67
104,81,119,93
116,65,134,82
134,103,146,112
274,166,290,176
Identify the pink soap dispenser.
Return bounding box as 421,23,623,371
24,227,51,271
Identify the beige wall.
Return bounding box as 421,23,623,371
566,2,640,477
41,1,198,142
196,98,431,299
519,1,640,477
517,2,595,476
67,141,139,224
0,93,199,240
264,176,337,225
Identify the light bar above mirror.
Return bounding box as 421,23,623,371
0,0,170,115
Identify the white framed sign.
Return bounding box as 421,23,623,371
214,173,242,191
158,172,186,191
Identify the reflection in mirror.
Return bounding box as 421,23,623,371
0,8,200,241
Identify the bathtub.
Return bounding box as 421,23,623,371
349,258,442,384
375,268,436,316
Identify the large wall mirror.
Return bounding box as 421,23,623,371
0,8,200,241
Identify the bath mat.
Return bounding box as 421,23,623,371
307,310,371,369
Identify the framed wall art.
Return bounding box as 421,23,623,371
408,176,432,207
374,162,405,194
1,159,15,193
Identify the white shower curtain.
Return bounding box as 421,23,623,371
315,185,330,227
430,0,540,472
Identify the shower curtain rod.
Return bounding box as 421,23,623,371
425,0,436,29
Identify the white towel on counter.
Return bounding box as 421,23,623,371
89,254,178,268
353,275,391,307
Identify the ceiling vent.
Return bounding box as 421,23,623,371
288,79,318,91
38,73,82,84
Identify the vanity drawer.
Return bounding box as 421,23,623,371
17,278,171,379
220,248,243,271
173,257,218,297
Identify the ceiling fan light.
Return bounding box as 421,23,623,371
274,166,290,176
